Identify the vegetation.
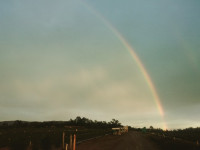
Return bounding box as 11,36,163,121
1,118,200,150
143,126,200,143
0,117,121,150
0,117,122,129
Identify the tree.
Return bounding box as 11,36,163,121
109,119,121,127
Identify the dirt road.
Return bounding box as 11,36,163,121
77,131,160,150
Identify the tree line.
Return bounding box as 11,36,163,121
0,116,122,128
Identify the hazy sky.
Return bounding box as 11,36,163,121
0,0,200,129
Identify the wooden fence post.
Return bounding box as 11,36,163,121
62,132,65,150
73,134,76,150
27,140,32,150
65,144,68,150
70,134,73,150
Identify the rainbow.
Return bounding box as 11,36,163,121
80,0,167,130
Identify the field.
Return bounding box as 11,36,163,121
0,126,112,150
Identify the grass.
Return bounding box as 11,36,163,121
0,126,112,150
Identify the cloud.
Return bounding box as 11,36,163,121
0,66,159,122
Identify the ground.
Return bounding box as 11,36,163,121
77,131,160,150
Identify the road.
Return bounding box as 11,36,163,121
77,131,160,150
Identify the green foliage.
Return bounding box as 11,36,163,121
69,116,122,128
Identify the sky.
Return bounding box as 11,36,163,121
0,0,200,129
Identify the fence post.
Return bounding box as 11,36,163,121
70,134,73,150
27,140,32,150
197,140,199,146
62,132,65,150
65,144,68,150
73,134,76,150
